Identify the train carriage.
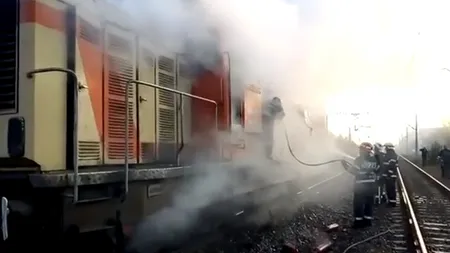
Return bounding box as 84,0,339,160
0,0,266,251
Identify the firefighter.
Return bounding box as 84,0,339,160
341,142,379,228
262,96,285,160
383,143,398,207
438,145,450,178
373,143,386,204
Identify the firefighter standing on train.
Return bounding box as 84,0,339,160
383,143,398,207
262,96,285,160
341,142,379,228
373,143,386,204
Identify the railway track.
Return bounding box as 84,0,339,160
398,156,450,253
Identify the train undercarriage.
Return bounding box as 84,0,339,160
0,162,308,253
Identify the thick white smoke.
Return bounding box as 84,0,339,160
93,0,359,252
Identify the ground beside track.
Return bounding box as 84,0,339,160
408,158,450,189
181,165,406,253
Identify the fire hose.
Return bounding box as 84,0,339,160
282,121,346,166
282,121,393,252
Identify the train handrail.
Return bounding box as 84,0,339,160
396,158,428,253
174,54,184,165
176,94,185,165
400,155,450,192
124,79,219,200
26,67,86,204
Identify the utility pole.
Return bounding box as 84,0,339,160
405,127,408,153
415,113,419,157
405,113,418,156
348,126,352,142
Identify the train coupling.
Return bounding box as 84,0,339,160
1,197,9,241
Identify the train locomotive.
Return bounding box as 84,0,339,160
0,0,271,251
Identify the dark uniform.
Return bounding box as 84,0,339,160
419,147,428,167
383,143,398,207
438,146,450,178
341,142,379,228
373,143,386,205
262,97,285,160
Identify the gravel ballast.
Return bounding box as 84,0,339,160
180,170,407,253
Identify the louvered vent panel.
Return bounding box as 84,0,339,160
158,72,174,107
106,33,134,160
108,142,134,159
158,56,174,73
0,0,18,113
158,108,175,142
79,18,100,44
107,99,133,138
108,34,130,54
78,141,101,161
108,56,134,98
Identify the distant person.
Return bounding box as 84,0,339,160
438,145,450,178
383,143,398,207
341,142,379,228
262,96,285,160
419,147,428,167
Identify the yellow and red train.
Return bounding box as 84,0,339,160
0,0,267,251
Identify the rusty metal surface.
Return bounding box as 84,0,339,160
29,165,194,188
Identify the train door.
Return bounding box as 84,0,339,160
76,15,104,166
137,41,157,163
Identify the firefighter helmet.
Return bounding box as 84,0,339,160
374,142,385,154
359,142,373,152
384,143,395,150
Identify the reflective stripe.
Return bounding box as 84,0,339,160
388,170,393,173
356,179,376,183
355,217,363,221
381,174,387,176
390,175,397,178
383,162,390,165
364,216,373,220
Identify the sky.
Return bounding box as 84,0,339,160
318,0,450,144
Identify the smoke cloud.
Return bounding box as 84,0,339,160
86,0,410,251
